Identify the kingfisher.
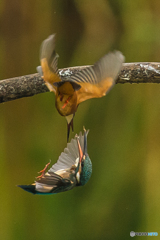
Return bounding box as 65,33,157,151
18,128,92,194
37,34,125,141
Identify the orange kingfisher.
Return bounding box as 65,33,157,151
37,34,125,141
18,128,92,194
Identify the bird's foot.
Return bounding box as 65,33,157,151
36,160,51,179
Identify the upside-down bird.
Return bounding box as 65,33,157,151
18,128,92,194
37,34,125,141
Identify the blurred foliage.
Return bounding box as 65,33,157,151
0,0,160,239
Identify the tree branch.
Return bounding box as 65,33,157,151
0,62,160,103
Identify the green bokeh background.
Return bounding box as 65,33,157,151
0,1,160,239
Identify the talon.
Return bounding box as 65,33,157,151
36,160,51,179
36,174,43,179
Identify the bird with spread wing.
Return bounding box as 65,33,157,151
37,34,125,141
18,128,92,194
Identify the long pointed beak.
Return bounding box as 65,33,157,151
75,136,83,184
67,118,73,142
76,136,83,163
66,114,74,142
83,127,88,155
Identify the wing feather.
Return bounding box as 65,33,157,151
37,34,61,94
40,34,59,75
69,51,125,103
35,172,73,193
48,131,87,173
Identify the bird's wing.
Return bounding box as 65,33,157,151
35,172,73,193
37,34,61,94
18,173,74,194
48,130,89,173
68,51,125,104
35,172,62,193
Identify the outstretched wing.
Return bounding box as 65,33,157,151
37,34,61,94
69,51,125,104
18,173,74,194
48,130,89,173
35,172,73,193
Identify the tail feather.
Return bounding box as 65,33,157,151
18,184,37,194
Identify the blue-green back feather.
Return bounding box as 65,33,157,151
80,155,92,186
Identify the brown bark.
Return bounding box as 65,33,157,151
0,62,160,103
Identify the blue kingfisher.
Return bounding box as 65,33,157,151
18,128,92,194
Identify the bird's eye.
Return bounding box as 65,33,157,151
81,161,84,168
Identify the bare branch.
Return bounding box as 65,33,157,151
120,62,160,83
0,62,160,103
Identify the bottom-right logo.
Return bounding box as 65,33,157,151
130,231,158,237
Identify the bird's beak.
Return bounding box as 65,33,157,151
83,127,88,156
75,136,83,183
76,127,88,163
76,136,83,164
66,114,74,142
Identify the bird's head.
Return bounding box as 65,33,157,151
76,128,92,186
